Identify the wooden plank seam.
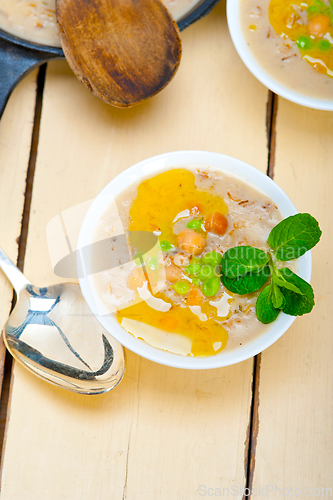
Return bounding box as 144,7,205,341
0,64,47,475
243,90,279,500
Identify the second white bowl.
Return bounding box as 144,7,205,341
227,0,333,111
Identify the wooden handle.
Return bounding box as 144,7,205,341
0,33,62,118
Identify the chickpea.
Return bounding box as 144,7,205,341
307,15,331,37
187,201,204,215
205,211,228,236
165,264,183,283
176,229,206,256
127,266,147,290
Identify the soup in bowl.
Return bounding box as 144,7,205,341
0,0,208,47
227,0,333,110
78,151,311,369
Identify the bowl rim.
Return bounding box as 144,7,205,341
78,150,312,370
178,0,220,31
226,0,333,111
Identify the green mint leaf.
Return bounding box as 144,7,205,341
256,286,280,324
270,282,285,309
221,246,269,278
268,213,321,261
221,264,270,295
278,268,315,316
273,271,303,295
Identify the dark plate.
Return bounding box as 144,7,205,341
0,0,220,118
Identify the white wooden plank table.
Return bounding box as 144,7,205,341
0,3,331,499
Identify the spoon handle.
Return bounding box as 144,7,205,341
0,248,31,294
0,33,62,120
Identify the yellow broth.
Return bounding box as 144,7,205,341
128,168,228,244
117,296,229,357
93,167,283,357
269,0,333,77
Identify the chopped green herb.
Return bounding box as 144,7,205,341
318,40,331,51
173,281,190,295
160,240,175,252
186,219,202,231
148,256,158,270
202,277,220,297
307,5,320,16
199,265,216,280
186,263,202,275
201,251,223,266
296,36,314,51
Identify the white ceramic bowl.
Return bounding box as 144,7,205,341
227,0,333,111
78,151,312,369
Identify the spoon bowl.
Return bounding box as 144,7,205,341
0,249,125,394
56,0,182,107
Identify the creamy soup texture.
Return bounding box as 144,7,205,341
91,166,285,358
0,0,202,47
241,0,333,100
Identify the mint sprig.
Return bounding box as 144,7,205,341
221,213,321,324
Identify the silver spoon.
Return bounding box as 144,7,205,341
0,247,125,394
